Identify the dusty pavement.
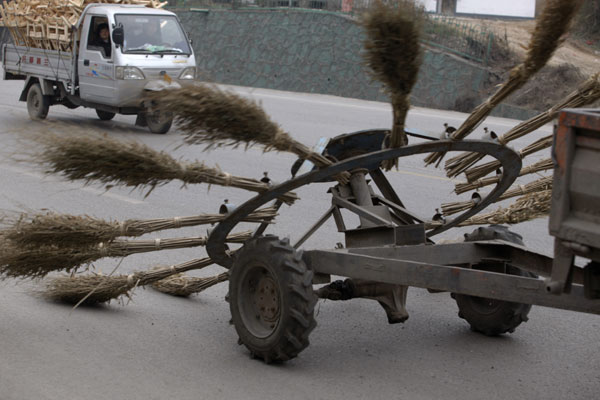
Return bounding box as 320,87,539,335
0,78,598,400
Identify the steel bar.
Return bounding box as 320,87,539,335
305,250,599,315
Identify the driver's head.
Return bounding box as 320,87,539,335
97,23,109,42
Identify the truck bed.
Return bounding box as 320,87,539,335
2,44,73,82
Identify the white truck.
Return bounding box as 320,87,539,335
1,3,197,134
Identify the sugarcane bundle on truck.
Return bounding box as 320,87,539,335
0,0,195,134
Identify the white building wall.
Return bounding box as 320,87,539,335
416,0,438,12
456,0,536,18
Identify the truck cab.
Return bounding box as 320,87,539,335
76,5,196,109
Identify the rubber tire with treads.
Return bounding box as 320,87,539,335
146,110,173,134
26,83,50,120
454,225,535,336
96,109,116,121
229,235,317,363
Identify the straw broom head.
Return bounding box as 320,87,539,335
522,0,583,76
362,0,423,100
151,272,228,297
425,0,583,167
33,132,180,191
362,0,424,169
41,274,133,305
0,241,103,279
39,257,215,305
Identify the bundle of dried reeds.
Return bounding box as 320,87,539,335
459,190,552,226
152,272,228,297
362,0,424,170
424,0,583,167
454,158,553,194
441,175,552,216
0,231,251,279
32,133,297,203
444,72,600,177
464,135,553,182
2,206,276,248
144,85,350,183
39,257,214,305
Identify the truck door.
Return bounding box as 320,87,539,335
78,14,117,105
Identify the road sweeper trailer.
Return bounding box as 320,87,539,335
203,109,600,363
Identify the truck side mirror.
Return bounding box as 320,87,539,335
112,26,124,47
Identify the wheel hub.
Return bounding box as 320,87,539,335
253,275,280,323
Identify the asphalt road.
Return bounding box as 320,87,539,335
0,80,598,400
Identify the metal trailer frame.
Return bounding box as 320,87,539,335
207,127,600,316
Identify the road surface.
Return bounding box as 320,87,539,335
0,81,598,400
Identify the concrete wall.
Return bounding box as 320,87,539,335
178,8,493,112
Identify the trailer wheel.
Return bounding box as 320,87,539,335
27,83,50,120
96,110,116,121
146,110,172,134
229,236,316,363
454,225,534,336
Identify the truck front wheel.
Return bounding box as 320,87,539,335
146,110,173,134
96,110,116,121
27,83,50,120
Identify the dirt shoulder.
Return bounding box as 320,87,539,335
458,17,599,76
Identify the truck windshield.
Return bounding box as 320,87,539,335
115,14,191,55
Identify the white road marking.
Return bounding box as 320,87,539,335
2,164,145,205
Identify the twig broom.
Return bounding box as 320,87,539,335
0,231,251,279
144,85,350,183
39,257,216,305
441,175,552,216
454,158,553,195
31,133,298,204
464,135,553,182
2,206,276,248
445,72,600,178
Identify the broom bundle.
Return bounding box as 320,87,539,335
424,0,583,167
39,257,214,305
31,133,297,204
0,231,251,279
441,175,552,216
151,271,229,297
464,135,553,182
459,190,552,226
362,0,424,170
445,72,600,178
2,206,276,248
454,158,553,195
144,85,350,184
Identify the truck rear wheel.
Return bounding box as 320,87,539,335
146,110,173,134
229,236,317,363
453,225,534,336
96,110,116,121
27,83,50,120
